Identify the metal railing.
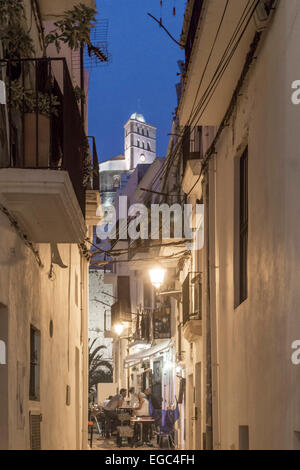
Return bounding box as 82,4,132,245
0,58,87,217
87,136,100,191
132,308,152,343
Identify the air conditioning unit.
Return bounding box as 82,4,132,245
254,0,278,32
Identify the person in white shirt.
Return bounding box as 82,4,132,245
129,387,139,407
134,392,150,416
133,392,152,443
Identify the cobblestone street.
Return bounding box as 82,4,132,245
91,436,159,451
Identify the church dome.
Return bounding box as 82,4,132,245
130,112,146,123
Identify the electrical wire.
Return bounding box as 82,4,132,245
149,0,256,191
95,1,261,264
151,0,259,200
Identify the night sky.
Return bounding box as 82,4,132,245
88,0,185,162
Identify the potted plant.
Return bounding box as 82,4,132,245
8,80,60,167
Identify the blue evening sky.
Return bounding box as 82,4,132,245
88,0,185,162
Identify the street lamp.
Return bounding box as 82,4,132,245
149,267,166,290
114,323,124,336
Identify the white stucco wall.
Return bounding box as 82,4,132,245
207,0,300,450
0,212,89,450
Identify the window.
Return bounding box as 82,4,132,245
142,128,144,136
147,143,151,151
147,130,149,137
137,140,140,148
235,148,248,306
29,326,40,401
142,142,145,149
182,273,202,324
113,175,120,188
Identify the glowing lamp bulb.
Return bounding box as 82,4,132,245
114,324,124,336
149,268,166,289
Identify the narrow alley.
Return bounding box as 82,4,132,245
1,0,300,454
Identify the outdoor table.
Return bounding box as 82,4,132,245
131,417,155,447
117,406,133,416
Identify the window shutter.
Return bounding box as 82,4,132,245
118,276,131,313
29,413,42,450
182,274,190,324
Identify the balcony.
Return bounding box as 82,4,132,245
38,0,96,20
111,301,132,327
0,58,88,243
86,136,101,227
182,272,202,342
130,308,152,346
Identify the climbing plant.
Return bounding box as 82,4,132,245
0,0,35,59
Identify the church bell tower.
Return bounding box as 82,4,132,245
124,113,157,170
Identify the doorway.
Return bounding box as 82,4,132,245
152,359,163,409
194,362,202,449
75,347,80,449
188,374,194,449
0,304,8,449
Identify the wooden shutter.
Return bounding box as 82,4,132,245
29,413,42,450
182,274,190,324
118,276,131,313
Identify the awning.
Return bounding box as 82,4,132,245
124,340,172,364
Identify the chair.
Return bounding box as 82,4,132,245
88,421,94,448
116,413,134,447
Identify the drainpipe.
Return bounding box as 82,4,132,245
203,173,213,450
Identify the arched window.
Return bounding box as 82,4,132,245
147,130,149,137
142,129,144,136
147,143,151,151
0,340,6,365
137,140,140,147
142,142,145,149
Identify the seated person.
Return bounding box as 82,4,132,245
134,392,150,417
133,392,151,443
103,389,127,437
129,387,139,407
102,395,113,409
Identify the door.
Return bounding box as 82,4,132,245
188,374,194,449
75,347,80,449
194,362,202,449
0,304,8,449
152,359,163,409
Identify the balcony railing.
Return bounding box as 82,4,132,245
132,308,152,344
87,136,100,191
185,0,204,68
0,58,87,217
182,126,203,172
